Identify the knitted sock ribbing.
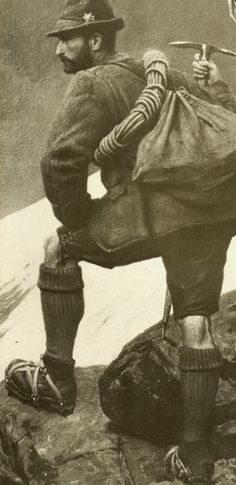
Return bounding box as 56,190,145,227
38,262,84,363
179,347,223,443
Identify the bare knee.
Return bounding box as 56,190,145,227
43,232,61,268
177,315,215,349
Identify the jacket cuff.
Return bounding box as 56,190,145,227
53,194,91,231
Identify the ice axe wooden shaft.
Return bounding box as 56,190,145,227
169,41,236,88
162,287,172,340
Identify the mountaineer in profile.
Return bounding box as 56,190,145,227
5,0,236,483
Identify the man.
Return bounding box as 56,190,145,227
5,0,236,483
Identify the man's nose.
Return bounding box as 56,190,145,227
56,40,66,57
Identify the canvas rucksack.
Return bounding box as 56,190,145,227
95,50,236,213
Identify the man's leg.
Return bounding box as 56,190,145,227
39,232,84,364
176,316,222,482
5,231,85,414
161,223,232,483
5,228,162,414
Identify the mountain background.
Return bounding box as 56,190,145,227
1,0,236,217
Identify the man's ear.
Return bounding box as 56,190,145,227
88,32,103,52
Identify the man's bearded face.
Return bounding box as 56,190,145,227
56,33,92,74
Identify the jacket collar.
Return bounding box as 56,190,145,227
105,52,145,80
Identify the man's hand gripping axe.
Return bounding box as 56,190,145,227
169,41,236,88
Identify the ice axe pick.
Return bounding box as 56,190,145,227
169,41,236,88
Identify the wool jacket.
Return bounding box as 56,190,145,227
41,53,236,251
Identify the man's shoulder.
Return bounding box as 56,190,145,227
66,54,145,101
70,69,97,93
98,53,144,80
68,64,119,95
84,53,144,84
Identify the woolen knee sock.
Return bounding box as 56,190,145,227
179,346,223,444
38,261,84,363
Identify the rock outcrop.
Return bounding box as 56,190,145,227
99,291,236,444
0,292,235,484
0,366,170,485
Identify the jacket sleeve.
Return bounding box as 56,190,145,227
41,71,113,230
168,67,236,113
208,80,236,113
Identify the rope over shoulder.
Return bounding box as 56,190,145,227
94,49,169,165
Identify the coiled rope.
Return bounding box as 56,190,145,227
94,50,169,165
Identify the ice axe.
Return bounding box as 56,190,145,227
169,41,236,88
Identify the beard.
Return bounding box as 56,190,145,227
60,42,92,74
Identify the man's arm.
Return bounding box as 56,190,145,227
41,71,113,231
192,54,236,113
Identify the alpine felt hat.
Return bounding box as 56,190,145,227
47,0,124,38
